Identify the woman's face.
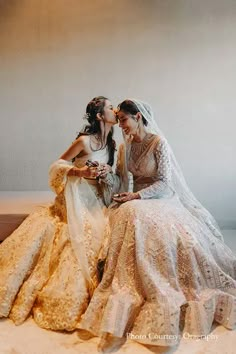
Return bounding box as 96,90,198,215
117,110,138,135
102,100,117,125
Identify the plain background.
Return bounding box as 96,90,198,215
0,0,235,228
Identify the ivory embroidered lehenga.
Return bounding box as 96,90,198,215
0,148,115,331
79,133,236,346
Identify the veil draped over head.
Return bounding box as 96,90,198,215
119,98,223,241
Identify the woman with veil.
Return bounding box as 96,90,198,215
79,99,236,348
0,96,118,331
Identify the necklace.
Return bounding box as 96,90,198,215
89,134,106,152
130,133,153,160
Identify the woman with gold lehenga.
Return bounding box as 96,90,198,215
0,96,118,331
79,99,236,350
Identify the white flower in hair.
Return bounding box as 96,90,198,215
83,113,90,120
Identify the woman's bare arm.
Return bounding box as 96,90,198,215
60,136,86,161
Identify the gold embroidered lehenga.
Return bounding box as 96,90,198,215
0,148,115,331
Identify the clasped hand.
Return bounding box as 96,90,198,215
112,192,140,203
68,162,112,179
96,163,112,178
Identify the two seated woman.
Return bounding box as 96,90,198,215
0,97,235,349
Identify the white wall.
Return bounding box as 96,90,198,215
0,0,235,228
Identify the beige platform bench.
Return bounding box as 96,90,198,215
0,191,54,242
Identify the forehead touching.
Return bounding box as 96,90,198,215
117,110,133,120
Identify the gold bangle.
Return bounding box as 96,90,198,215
69,168,74,177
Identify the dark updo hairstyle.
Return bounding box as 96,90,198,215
74,96,116,166
118,99,148,126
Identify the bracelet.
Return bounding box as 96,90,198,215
74,168,81,177
70,168,78,177
68,168,74,177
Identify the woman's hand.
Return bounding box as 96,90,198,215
68,166,98,179
112,192,140,203
97,164,113,179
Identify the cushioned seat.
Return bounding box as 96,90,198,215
0,191,54,241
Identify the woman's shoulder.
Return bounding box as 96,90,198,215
74,133,90,147
149,134,169,152
149,133,162,144
150,133,166,143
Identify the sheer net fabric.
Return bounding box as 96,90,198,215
0,149,113,331
79,133,236,346
121,99,224,241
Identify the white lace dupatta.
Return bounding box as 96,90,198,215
119,99,224,242
49,159,107,295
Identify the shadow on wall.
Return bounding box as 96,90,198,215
0,0,154,55
0,0,235,230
